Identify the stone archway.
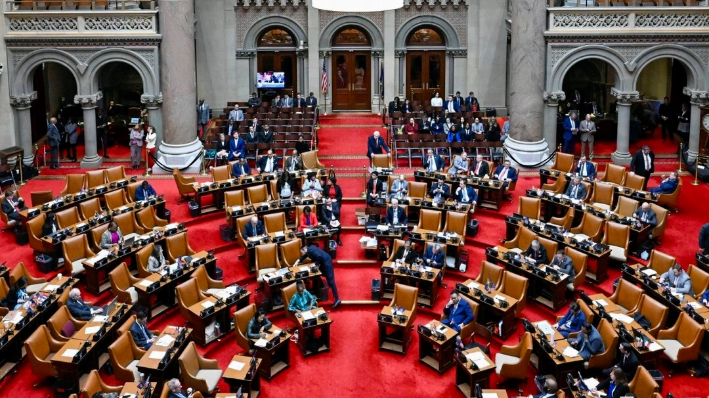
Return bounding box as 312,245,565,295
12,48,83,96
319,15,384,50
84,48,159,96
243,16,307,52
394,15,460,49
631,44,706,92
548,45,632,93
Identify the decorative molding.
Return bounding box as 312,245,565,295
5,37,162,47
236,7,307,49
8,17,78,32
371,50,384,58
395,50,407,57
543,91,566,104
235,51,256,58
9,92,37,108
635,13,709,29
141,93,163,108
395,7,466,47
10,50,32,68
683,88,709,105
319,51,331,58
66,49,100,64
296,50,308,58
74,92,104,107
446,49,467,57
319,11,383,37
613,46,645,63
84,16,154,31
236,0,306,8
7,14,158,34
403,0,468,8
552,13,628,29
132,49,157,69
687,45,709,67
549,47,571,69
611,88,639,104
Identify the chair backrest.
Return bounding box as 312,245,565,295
62,174,87,196
474,261,504,288
255,243,280,273
537,236,558,260
47,306,75,340
647,250,675,275
650,203,668,240
105,166,126,183
281,282,299,325
611,279,643,313
79,197,102,220
86,170,107,188
211,165,230,182
225,190,245,207
417,209,442,231
566,247,587,289
578,213,604,242
31,191,54,207
589,318,619,369
500,271,528,314
135,243,153,277
591,182,615,206
108,262,132,293
279,239,303,267
577,299,595,325
301,150,322,169
25,325,58,378
165,232,193,262
518,197,541,220
178,342,200,379
104,189,128,210
391,283,418,311
637,294,667,337
126,182,141,203
247,185,268,204
263,213,286,233
56,207,81,228
552,153,575,173
113,211,140,235
27,213,47,253
62,234,91,263
372,154,390,169
676,312,704,348
176,279,205,310
614,196,639,218
108,333,139,381
602,221,630,249
688,264,709,301
408,181,428,199
624,173,645,190
629,366,659,398
234,303,257,352
173,169,197,195
117,315,136,337
235,215,252,245
513,227,538,252
443,211,467,236
603,164,626,185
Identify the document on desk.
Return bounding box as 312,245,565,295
275,231,284,237
467,351,485,362
139,280,154,287
467,281,480,290
584,378,600,390
149,351,166,360
231,206,242,212
481,393,499,398
640,268,657,276
593,299,609,307
228,360,246,371
201,300,214,308
254,339,268,348
473,358,490,369
62,349,79,358
43,284,59,292
610,313,634,324
563,346,579,358
536,321,554,336
299,266,310,272
493,295,506,302
688,301,702,309
85,326,101,334
155,335,175,347
214,289,231,300
376,225,389,231
648,342,663,351
93,315,108,323
301,311,315,320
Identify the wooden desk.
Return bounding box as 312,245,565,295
295,307,332,357
454,347,496,397
608,315,665,367
418,320,458,374
456,279,519,339
119,382,157,397
531,334,584,391
586,294,623,315
380,261,441,308
187,295,237,347
195,175,275,216
243,232,297,273
226,197,304,233
533,321,565,341
40,214,112,271
378,306,414,354
223,355,261,397
263,265,322,312
137,326,193,394
413,171,505,211
252,329,290,381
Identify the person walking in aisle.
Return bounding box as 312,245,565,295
129,124,144,170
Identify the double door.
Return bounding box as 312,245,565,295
406,51,445,104
332,51,371,111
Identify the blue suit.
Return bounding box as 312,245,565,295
134,184,157,201
575,161,596,180
423,246,445,269
231,162,251,177
243,221,265,238
556,308,586,338
367,136,390,158
431,122,444,135
701,289,709,305
493,165,518,189
456,186,477,204
302,245,339,301
423,154,445,172
386,206,407,226
563,117,578,154
443,100,461,113
569,326,605,361
429,182,450,201
649,178,679,195
229,137,246,160
442,299,474,331
130,321,155,349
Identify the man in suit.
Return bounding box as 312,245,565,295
443,95,461,114
223,120,238,137
442,291,474,332
366,171,384,206
256,150,279,174
97,108,109,159
648,171,679,194
493,160,518,190
196,99,210,139
550,250,576,290
228,131,246,160
699,222,709,254
455,180,477,205
305,92,317,107
259,124,274,144
285,149,304,172
249,117,262,133
247,92,261,108
633,202,657,227
569,323,605,361
243,216,265,238
294,93,306,108
229,105,244,124
388,97,401,118
423,149,445,173
565,176,587,200
321,198,342,246
571,89,581,111
272,95,283,108
298,245,341,308
659,264,693,295
575,156,596,180
134,180,157,201
531,379,559,398
367,131,390,159
553,302,586,338
389,175,409,199
386,198,407,226
430,176,450,202
470,154,490,177
130,310,156,349
166,378,192,398
525,240,549,264
630,146,655,190
393,239,418,264
67,288,103,321
579,114,596,159
453,91,465,111
282,94,293,108
47,117,61,169
448,152,469,177
602,343,639,380
245,125,259,144
2,190,26,224
562,112,579,154
465,91,479,112
232,158,251,178
424,243,445,269
658,96,672,140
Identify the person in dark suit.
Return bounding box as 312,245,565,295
393,239,418,264
323,176,343,203
401,99,413,114
228,131,246,160
298,245,341,308
465,91,479,112
231,158,251,177
47,117,61,169
455,180,477,205
442,291,474,332
630,146,655,190
215,133,230,163
470,154,490,177
565,176,587,200
459,122,474,142
633,202,657,227
366,171,384,206
284,149,304,172
550,250,576,289
423,243,445,269
571,89,581,111
388,97,401,118
453,91,465,111
249,117,262,133
256,150,279,174
386,198,407,226
166,378,192,398
590,368,630,398
305,92,317,107
67,288,102,321
575,156,596,180
553,301,586,338
248,92,262,108
294,93,306,108
367,131,390,159
443,95,461,113
245,125,259,144
419,116,433,133
243,216,264,238
130,310,156,349
531,379,559,398
658,96,672,140
562,112,579,154
258,124,274,144
134,180,157,201
423,149,445,173
648,171,679,194
41,212,60,237
96,108,109,159
282,94,294,108
222,119,238,137
602,343,639,380
321,198,342,245
568,323,605,361
429,176,450,202
493,160,518,190
196,99,210,139
1,189,26,224
525,240,549,264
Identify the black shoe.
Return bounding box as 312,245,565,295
337,240,343,246
332,299,341,309
103,155,110,159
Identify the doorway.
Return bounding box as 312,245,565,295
406,51,445,104
332,52,371,111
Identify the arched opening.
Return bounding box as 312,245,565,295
635,58,689,141
256,27,297,101
331,26,372,111
404,26,446,104
95,61,145,151
30,62,78,145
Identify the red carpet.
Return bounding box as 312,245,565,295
1,114,707,397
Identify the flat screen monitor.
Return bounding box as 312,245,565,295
256,72,285,88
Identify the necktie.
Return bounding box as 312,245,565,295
141,323,150,340
241,165,245,175
572,185,578,198
674,276,679,287
500,168,508,180
475,163,481,175
376,139,379,149
580,163,586,176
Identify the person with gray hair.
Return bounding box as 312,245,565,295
386,198,407,226
525,240,549,264
448,151,469,176
67,288,103,321
167,378,194,398
423,243,445,269
389,175,408,199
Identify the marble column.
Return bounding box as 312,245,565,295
155,0,202,174
506,0,548,167
383,10,396,111
543,92,565,153
683,88,709,162
9,92,37,166
610,89,639,165
75,92,103,169
141,94,164,147
307,4,320,106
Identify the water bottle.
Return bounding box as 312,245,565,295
215,322,221,338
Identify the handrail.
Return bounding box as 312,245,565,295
4,0,157,12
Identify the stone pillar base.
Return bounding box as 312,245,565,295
22,154,35,167
504,137,552,170
81,155,103,169
611,151,632,165
152,139,203,174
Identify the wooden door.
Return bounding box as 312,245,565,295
332,51,371,111
406,51,445,104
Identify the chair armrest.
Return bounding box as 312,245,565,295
198,355,220,370
499,344,519,357
657,329,675,340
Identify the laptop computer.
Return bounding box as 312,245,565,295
101,296,118,315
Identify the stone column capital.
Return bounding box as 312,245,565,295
141,93,163,109
10,92,37,109
235,51,256,59
683,87,709,106
319,51,331,58
610,88,639,105
543,91,566,105
372,50,384,58
74,92,103,109
446,49,467,57
395,50,406,58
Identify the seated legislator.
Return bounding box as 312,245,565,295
448,152,469,176
245,125,259,143
568,323,605,361
298,206,318,232
648,171,679,195
525,240,549,264
455,180,477,205
287,281,317,313
243,216,265,238
528,379,559,398
423,243,445,269
633,202,657,227
284,149,304,172
367,131,390,159
130,309,156,350
321,198,342,246
393,239,419,264
67,288,103,321
493,160,518,189
423,149,445,173
246,309,273,353
366,171,384,206
565,176,587,200
441,291,473,332
100,221,123,250
147,245,166,273
550,250,575,288
231,158,252,177
389,175,409,200
470,154,489,177
256,150,279,174
403,118,418,134
134,180,157,201
602,342,639,380
429,176,450,203
302,173,324,198
587,368,630,398
659,263,693,295
42,212,60,237
553,301,586,338
575,156,596,180
228,131,246,160
386,199,407,226
2,189,26,225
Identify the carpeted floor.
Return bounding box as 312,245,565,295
0,114,707,397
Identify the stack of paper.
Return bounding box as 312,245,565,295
610,313,634,324
536,321,554,336
139,280,154,287
149,351,166,360
254,339,268,347
563,346,579,358
640,268,657,276
228,360,245,371
62,349,79,358
155,335,175,347
85,326,101,334
93,315,108,323
467,281,480,290
201,301,214,308
593,299,609,307
301,311,315,320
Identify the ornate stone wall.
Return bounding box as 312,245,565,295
235,5,307,48
319,11,383,37
395,4,467,47
6,13,157,34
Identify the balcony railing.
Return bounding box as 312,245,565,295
548,5,709,32
549,0,706,6
4,0,157,11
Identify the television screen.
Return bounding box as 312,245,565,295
256,72,285,88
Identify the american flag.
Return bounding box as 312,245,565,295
321,58,328,94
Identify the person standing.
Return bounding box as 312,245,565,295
699,222,709,254
297,245,341,308
97,108,109,159
579,114,596,159
55,114,67,161
129,124,144,170
64,118,78,163
367,131,390,159
658,96,672,141
47,117,61,169
630,145,655,190
228,104,244,124
145,125,157,169
196,99,210,139
677,102,690,143
562,112,579,154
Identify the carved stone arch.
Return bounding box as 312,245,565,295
84,48,158,95
11,48,83,95
394,15,460,49
631,44,706,91
548,45,632,93
243,16,307,51
319,16,384,50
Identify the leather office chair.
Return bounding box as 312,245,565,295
498,271,529,316
518,197,541,220
280,239,307,267
613,196,639,218
173,168,198,204
24,325,63,383
191,265,225,295
550,152,575,173
541,177,565,194
114,211,147,236
135,243,153,278
590,182,614,211
649,204,668,243
234,303,257,353
416,209,442,232
126,181,141,203
629,366,660,398
247,184,268,204
79,197,102,220
441,295,478,341
570,213,604,243
47,305,87,342
31,190,54,207
165,232,196,263
538,237,558,262
386,175,400,197
263,212,287,233
579,181,592,203
269,179,280,200
86,170,107,189
10,261,47,293
179,342,223,395
495,332,532,386
117,315,136,337
109,262,140,304
296,204,320,231
27,213,48,254
657,312,704,373
647,250,675,275
235,215,253,249
390,283,418,327
624,173,645,191
0,193,21,230
105,166,127,183
211,165,230,182
281,282,299,326
81,369,122,398
176,279,208,328
386,239,406,262
609,279,643,314
108,332,146,383
255,243,281,283
656,176,682,213
549,207,574,230
0,278,9,309
503,226,537,253
104,189,130,211
474,261,505,289
688,264,709,299
586,318,618,369
90,224,109,252
566,247,587,292
61,174,87,196
301,150,325,169
601,222,630,262
602,163,626,186
61,234,94,276
136,207,167,230
372,153,391,169
555,299,594,339
57,288,71,308
408,181,428,199
224,190,245,207
55,207,81,228
635,294,668,338
442,211,467,237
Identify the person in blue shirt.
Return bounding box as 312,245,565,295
446,124,461,142
590,368,630,398
130,309,156,349
701,288,709,306
231,158,251,177
575,156,596,180
135,180,157,201
442,291,473,332
562,112,579,154
455,179,478,205
568,323,605,361
228,131,246,160
287,281,317,313
430,120,444,135
553,302,586,338
423,243,445,269
297,245,341,308
648,171,679,195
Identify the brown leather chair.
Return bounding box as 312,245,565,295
104,189,130,211
255,243,281,283
178,341,223,395
570,213,604,243
688,263,709,299
61,234,94,276
10,261,47,293
601,222,630,262
135,243,154,277
629,366,660,398
136,207,167,230
647,250,675,275
503,226,537,253
280,239,307,267
408,181,428,199
61,174,87,196
81,369,122,398
301,150,325,169
441,295,479,340
247,184,268,204
636,294,668,338
24,325,63,382
31,190,54,207
602,163,626,186
108,332,146,383
173,168,198,204
495,332,532,384
55,207,81,228
566,247,587,291
27,213,48,254
234,303,257,353
47,305,87,342
109,262,140,304
0,278,9,307
114,211,147,236
587,319,618,369
555,299,594,339
225,190,245,207
191,265,225,295
295,204,320,231
498,271,529,316
442,212,467,237
390,283,418,327
126,181,141,203
117,315,136,337
613,196,639,218
475,261,505,288
549,207,574,230
211,165,230,182
624,173,645,191
541,177,565,194
235,215,253,248
386,239,406,262
550,152,575,173
649,203,668,242
281,282,299,326
176,279,208,328
538,237,558,262
105,166,127,183
90,223,109,252
656,176,681,213
657,312,704,372
165,232,196,263
79,197,102,220
263,212,287,233
86,170,107,189
609,279,643,314
417,209,442,232
590,182,614,210
372,153,391,169
518,197,541,220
